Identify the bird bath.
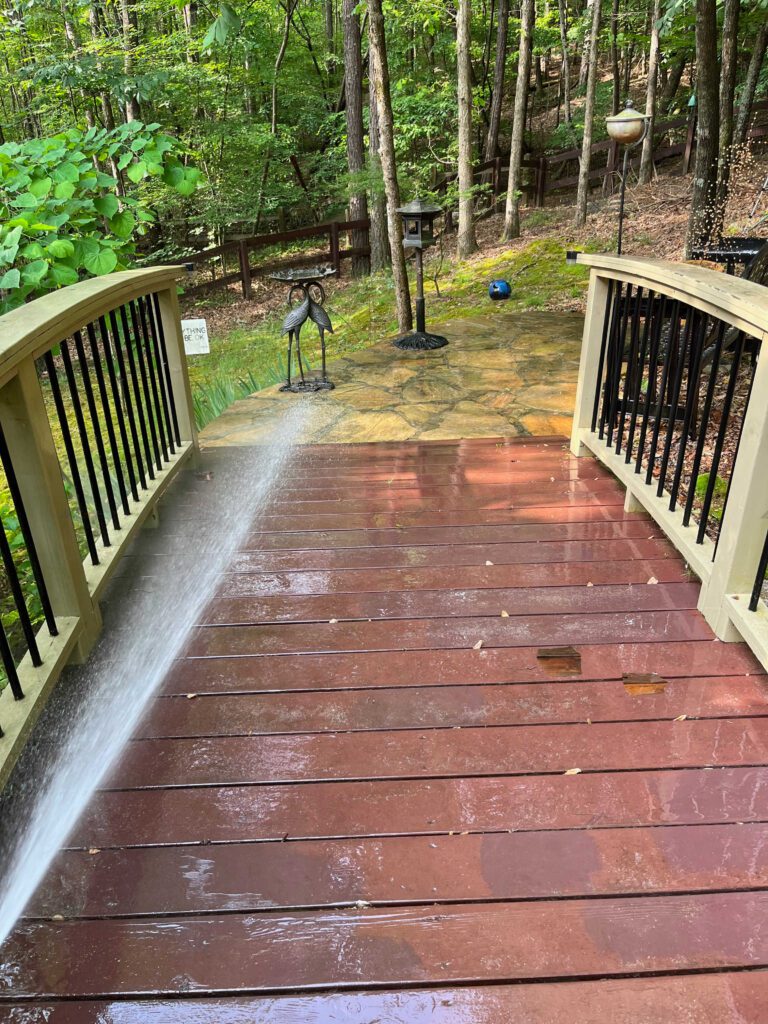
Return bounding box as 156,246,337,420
271,265,337,393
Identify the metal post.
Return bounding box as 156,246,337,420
617,146,630,255
415,249,426,333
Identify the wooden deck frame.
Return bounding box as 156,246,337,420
0,268,198,787
571,253,768,666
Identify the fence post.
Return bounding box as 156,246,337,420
329,222,341,275
536,157,547,207
155,285,199,452
698,329,768,639
0,363,101,662
570,270,612,457
238,239,252,300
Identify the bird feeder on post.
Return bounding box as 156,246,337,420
394,199,448,351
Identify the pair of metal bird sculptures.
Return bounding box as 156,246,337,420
277,273,335,393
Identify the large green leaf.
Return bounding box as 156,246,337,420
21,259,49,285
94,195,120,218
109,211,136,239
83,247,118,276
0,268,20,289
28,176,52,198
54,181,76,200
46,238,76,259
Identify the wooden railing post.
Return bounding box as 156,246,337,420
570,270,612,457
698,328,768,639
238,239,252,300
0,364,101,662
329,222,341,275
155,285,199,452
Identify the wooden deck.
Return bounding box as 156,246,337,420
3,436,768,1021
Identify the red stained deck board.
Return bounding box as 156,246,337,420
200,581,699,625
186,609,711,659
6,974,768,1024
224,538,675,573
70,766,768,848
111,717,768,789
6,892,768,998
261,490,625,516
25,822,768,919
242,519,659,551
161,640,761,695
142,675,768,738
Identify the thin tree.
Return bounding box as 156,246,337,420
638,0,661,184
368,0,412,331
368,79,390,271
710,0,740,239
484,0,510,159
574,0,602,226
342,0,369,276
457,0,478,257
557,0,572,125
120,0,141,121
502,0,535,240
734,21,768,147
685,0,719,254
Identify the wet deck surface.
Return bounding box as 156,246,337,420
3,436,768,1021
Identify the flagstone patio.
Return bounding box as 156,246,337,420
200,310,584,446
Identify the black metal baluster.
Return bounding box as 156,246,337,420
713,336,758,554
73,330,119,530
615,286,644,456
668,310,709,511
136,297,169,461
59,340,110,548
750,528,768,611
657,306,696,499
151,293,181,445
128,300,162,470
645,299,681,486
118,305,155,481
0,623,23,700
0,426,57,636
624,289,655,464
140,295,175,454
42,352,99,565
86,322,129,516
0,520,41,666
99,315,140,501
697,330,747,544
591,279,616,432
109,310,149,490
606,283,633,447
635,294,668,476
682,319,728,528
599,283,624,439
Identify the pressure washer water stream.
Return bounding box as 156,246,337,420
0,402,310,950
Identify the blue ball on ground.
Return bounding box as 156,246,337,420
488,279,511,300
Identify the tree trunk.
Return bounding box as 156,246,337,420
342,0,369,276
574,0,602,227
325,0,335,52
557,0,571,124
502,0,534,240
610,0,620,115
457,0,478,257
660,54,686,112
368,0,412,331
368,78,391,271
711,0,740,239
578,0,594,89
638,0,660,184
734,21,768,147
685,0,719,255
484,0,509,159
120,0,141,121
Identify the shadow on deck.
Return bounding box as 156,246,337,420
2,435,768,1021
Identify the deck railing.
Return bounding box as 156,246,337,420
0,267,196,784
571,253,768,668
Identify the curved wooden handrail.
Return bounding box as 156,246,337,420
0,266,181,387
575,253,768,341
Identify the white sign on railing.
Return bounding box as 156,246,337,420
181,318,210,355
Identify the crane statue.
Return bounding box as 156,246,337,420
271,266,336,393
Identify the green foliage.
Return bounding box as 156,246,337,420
695,472,729,521
0,122,199,311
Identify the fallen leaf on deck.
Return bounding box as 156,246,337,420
186,693,197,700
485,560,494,566
564,767,582,775
647,577,659,585
586,582,594,587
328,618,338,624
88,848,100,855
354,900,371,909
500,610,509,617
674,714,688,721
473,639,484,650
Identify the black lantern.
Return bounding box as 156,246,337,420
394,199,448,351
